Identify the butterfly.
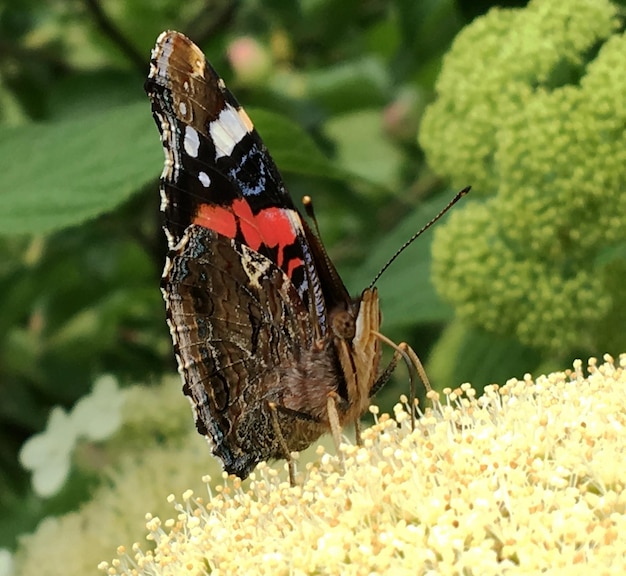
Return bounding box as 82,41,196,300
145,31,424,483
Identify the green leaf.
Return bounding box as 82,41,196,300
0,102,347,237
305,58,389,114
0,100,161,236
324,110,402,190
345,193,458,328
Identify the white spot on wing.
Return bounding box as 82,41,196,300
179,101,187,116
210,103,249,159
155,109,180,182
184,126,200,158
164,227,175,249
159,189,169,211
198,171,211,188
162,255,174,278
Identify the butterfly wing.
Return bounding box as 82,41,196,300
145,31,356,476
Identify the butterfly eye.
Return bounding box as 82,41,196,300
330,309,356,340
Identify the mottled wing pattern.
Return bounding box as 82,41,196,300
165,226,322,477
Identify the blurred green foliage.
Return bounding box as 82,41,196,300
4,0,622,558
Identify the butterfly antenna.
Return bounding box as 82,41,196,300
368,186,470,290
302,195,322,238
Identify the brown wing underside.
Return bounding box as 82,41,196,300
163,225,344,478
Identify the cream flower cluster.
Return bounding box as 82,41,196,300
100,355,626,575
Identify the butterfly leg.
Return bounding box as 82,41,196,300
270,396,347,478
354,417,362,446
267,401,298,486
401,342,432,431
371,333,433,432
267,402,325,486
326,392,346,475
369,346,403,398
404,343,432,394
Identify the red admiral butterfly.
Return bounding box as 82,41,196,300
145,31,457,483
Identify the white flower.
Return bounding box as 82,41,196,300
19,407,77,498
72,374,123,441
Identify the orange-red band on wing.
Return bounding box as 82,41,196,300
194,199,301,272
193,204,237,239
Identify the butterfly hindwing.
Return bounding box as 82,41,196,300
164,225,326,477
